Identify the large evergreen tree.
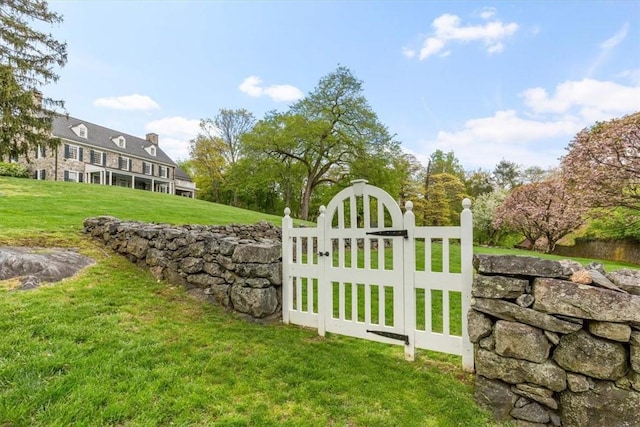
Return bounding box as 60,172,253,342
0,0,67,159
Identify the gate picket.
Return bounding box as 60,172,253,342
282,180,474,371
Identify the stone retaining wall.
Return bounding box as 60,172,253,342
470,254,640,427
553,239,640,266
83,216,282,319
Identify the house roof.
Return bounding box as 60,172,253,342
174,166,193,182
52,114,176,166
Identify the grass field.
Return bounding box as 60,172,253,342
0,177,498,426
0,176,636,426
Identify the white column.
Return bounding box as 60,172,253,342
317,205,327,337
403,201,416,362
282,208,293,324
460,198,474,373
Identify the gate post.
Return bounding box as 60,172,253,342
460,198,475,372
403,201,416,361
282,207,292,324
317,205,327,337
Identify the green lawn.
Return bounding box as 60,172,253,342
1,177,635,426
0,177,497,426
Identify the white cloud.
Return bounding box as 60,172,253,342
401,47,416,58
600,22,629,50
419,78,639,170
411,11,519,60
94,94,160,110
479,7,496,20
521,78,640,119
587,23,629,77
618,68,640,85
239,76,303,102
239,76,264,97
145,116,201,161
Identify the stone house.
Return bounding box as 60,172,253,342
15,114,196,198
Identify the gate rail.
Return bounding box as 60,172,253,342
282,182,474,372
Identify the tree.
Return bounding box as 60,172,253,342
493,159,522,190
472,190,507,246
196,109,255,205
0,0,67,159
464,168,493,199
243,66,398,220
492,178,588,252
561,111,640,211
419,173,467,226
188,134,227,202
427,150,465,179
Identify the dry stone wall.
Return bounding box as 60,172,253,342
470,254,640,427
83,216,282,319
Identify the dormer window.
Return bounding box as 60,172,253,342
71,123,88,139
112,136,126,148
145,145,157,156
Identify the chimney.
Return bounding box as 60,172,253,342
146,132,159,146
32,90,43,108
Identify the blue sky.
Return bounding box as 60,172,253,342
44,1,639,171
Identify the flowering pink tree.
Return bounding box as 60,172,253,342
492,178,588,252
561,111,640,211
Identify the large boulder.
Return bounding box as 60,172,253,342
474,376,518,421
230,285,278,318
471,298,583,334
533,278,640,323
475,349,566,392
608,269,640,296
560,381,640,427
473,255,582,278
553,330,627,380
472,275,528,299
494,321,551,363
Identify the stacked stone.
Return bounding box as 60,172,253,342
469,254,640,427
83,216,282,319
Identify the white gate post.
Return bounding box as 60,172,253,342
403,201,416,361
460,198,475,372
282,207,293,324
317,205,327,337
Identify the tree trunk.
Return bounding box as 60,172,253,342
300,179,314,221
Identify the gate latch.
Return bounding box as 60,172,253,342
365,230,408,238
366,329,409,345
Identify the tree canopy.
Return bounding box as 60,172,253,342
493,178,587,252
0,0,67,159
243,66,399,220
561,111,640,211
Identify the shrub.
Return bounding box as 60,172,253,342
0,162,29,178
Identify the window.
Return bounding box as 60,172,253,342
34,169,46,180
118,156,131,171
112,136,126,148
64,170,83,182
64,144,83,161
158,165,168,178
71,124,88,139
35,145,46,158
157,183,169,194
90,150,104,166
9,154,18,163
145,145,157,156
143,162,152,175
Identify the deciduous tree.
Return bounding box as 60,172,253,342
561,111,640,211
473,190,507,246
492,178,587,252
243,66,398,220
0,0,67,159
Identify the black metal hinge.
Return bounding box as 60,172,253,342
366,330,409,345
365,230,408,238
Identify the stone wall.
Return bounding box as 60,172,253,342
83,216,282,319
470,254,640,427
553,239,640,266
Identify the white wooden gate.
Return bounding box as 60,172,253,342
282,180,474,371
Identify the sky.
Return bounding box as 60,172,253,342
42,1,640,172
